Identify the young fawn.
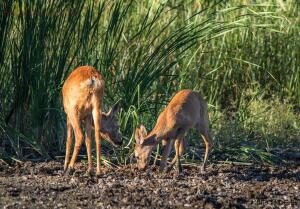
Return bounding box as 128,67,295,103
62,66,122,176
134,89,212,174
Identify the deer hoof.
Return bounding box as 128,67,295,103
86,169,95,177
165,166,173,173
96,171,103,178
176,172,184,179
66,167,75,176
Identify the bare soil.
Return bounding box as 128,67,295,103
0,161,299,209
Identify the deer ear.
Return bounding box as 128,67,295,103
135,127,141,144
108,101,120,117
139,125,148,137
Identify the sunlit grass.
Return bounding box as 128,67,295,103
0,0,299,165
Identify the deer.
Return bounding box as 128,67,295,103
134,89,212,174
62,66,122,177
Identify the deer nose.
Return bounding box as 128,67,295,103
138,163,147,170
114,137,122,146
116,140,122,146
117,134,122,146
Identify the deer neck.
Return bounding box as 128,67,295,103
151,122,168,141
148,127,166,142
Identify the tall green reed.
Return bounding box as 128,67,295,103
0,0,299,163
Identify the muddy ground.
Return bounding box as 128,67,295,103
0,160,299,209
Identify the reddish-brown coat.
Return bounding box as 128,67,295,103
62,66,121,176
135,89,212,173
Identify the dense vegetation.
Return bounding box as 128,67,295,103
0,0,299,165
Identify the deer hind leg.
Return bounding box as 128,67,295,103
159,139,173,172
85,117,93,175
64,117,73,172
68,114,84,174
166,137,185,174
92,105,102,177
196,123,212,172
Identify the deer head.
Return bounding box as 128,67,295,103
100,102,122,147
134,125,157,170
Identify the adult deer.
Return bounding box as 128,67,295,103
134,90,212,174
62,66,122,176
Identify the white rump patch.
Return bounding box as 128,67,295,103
81,77,103,89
